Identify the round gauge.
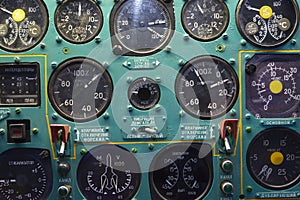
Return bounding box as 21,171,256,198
0,148,53,200
175,55,239,119
246,54,300,118
48,58,113,122
149,143,213,200
110,0,174,55
55,0,103,44
0,0,48,52
236,0,299,47
247,128,300,190
77,144,141,200
128,77,160,110
181,0,229,41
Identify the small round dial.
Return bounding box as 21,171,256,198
236,0,299,47
128,77,160,110
0,148,53,200
181,0,229,41
55,0,103,44
77,145,141,200
149,143,213,200
110,0,174,55
48,58,113,122
175,55,239,119
0,0,48,52
247,128,300,190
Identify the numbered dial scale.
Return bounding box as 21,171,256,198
149,143,213,200
48,58,113,122
0,0,48,52
0,148,53,199
246,128,300,190
175,55,239,119
181,0,229,41
55,0,103,44
77,145,141,200
110,0,174,55
236,0,299,47
246,54,300,118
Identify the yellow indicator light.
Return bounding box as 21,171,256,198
12,9,26,22
269,80,283,94
270,151,284,166
260,6,273,19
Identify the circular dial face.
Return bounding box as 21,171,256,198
246,54,300,118
0,0,48,52
181,0,229,41
111,0,174,55
0,148,53,200
247,128,300,190
77,145,141,200
175,55,239,119
128,77,161,110
55,0,103,44
48,58,113,122
236,0,299,47
149,143,213,200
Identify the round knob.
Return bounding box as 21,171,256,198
58,162,71,176
221,159,233,173
58,185,72,198
221,181,234,194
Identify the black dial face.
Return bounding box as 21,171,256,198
247,128,300,190
77,145,141,200
55,0,103,44
175,56,239,119
236,0,299,47
0,148,53,200
0,63,40,106
0,0,48,52
111,0,174,55
149,143,213,200
48,58,113,122
246,54,300,118
181,0,229,41
128,77,160,110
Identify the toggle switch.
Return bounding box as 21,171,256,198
50,124,70,157
219,119,238,154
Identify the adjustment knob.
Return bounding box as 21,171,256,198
58,162,71,176
221,181,234,194
58,185,72,198
221,159,233,173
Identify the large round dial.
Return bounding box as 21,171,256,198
0,148,53,200
175,55,239,119
55,0,103,44
236,0,299,47
246,54,300,118
0,0,48,52
110,0,174,55
247,128,300,190
149,143,213,200
181,0,229,41
48,58,113,122
77,145,141,200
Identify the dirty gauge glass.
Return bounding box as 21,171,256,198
0,0,49,52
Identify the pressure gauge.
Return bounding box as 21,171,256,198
181,0,229,41
110,0,174,55
247,128,300,190
175,55,239,119
48,58,113,122
0,0,48,52
55,0,103,44
236,0,299,47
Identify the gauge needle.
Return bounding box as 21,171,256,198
245,3,260,12
84,73,101,88
210,79,229,88
197,3,204,14
78,2,82,17
194,68,205,85
0,7,13,15
147,27,163,38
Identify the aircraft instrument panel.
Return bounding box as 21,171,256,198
0,0,299,199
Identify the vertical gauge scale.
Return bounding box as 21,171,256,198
0,0,49,52
48,58,113,122
175,55,239,119
149,143,213,200
110,0,175,55
77,145,141,200
55,0,103,44
236,0,299,47
181,0,229,41
246,128,300,190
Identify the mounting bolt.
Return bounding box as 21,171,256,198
240,39,247,46
56,36,62,43
32,128,39,134
15,108,21,114
0,129,5,135
148,143,154,150
80,149,87,155
245,126,252,133
245,64,256,74
40,43,46,49
246,186,253,192
52,113,59,120
95,36,101,43
131,148,138,153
